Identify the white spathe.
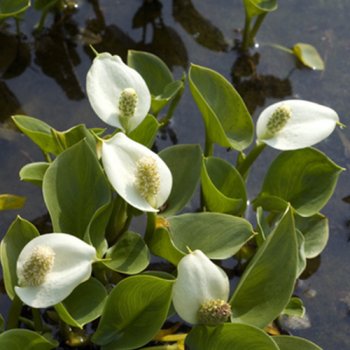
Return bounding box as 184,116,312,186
102,133,173,212
15,233,96,308
86,52,151,132
256,100,339,150
172,250,230,324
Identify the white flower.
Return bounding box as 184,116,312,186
86,52,151,133
256,100,339,150
102,133,172,212
172,250,231,325
15,233,96,308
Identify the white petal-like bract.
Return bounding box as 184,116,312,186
15,233,96,308
256,100,339,150
86,52,151,132
102,133,173,212
172,250,230,324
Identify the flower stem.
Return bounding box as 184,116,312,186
32,308,44,332
6,295,23,329
236,142,266,178
249,13,267,45
204,131,214,157
145,212,157,243
241,13,252,51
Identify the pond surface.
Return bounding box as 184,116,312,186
1,1,350,349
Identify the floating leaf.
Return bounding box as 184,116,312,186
189,64,253,151
159,144,202,216
92,275,173,349
293,43,325,70
0,216,39,299
254,148,343,217
55,278,107,328
201,156,247,215
19,162,49,186
186,323,279,350
230,207,298,328
103,231,150,274
0,194,26,211
43,140,111,239
167,212,254,259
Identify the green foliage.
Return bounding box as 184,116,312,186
43,140,111,240
0,329,57,349
186,323,279,349
55,278,107,328
189,64,254,151
273,335,322,350
254,148,343,216
92,275,173,349
0,0,30,19
19,162,49,186
293,43,325,70
0,216,39,299
230,208,298,328
0,194,26,210
243,0,278,18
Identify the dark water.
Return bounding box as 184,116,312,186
0,1,350,349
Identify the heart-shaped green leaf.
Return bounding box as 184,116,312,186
128,114,160,148
92,275,173,349
167,212,254,259
43,140,111,239
0,216,39,299
19,162,49,186
273,335,322,350
189,64,253,151
255,148,343,217
103,231,150,274
55,278,107,328
159,144,202,216
186,323,279,350
230,207,298,328
201,156,247,214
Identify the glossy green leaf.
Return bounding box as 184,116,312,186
167,212,254,259
84,201,112,257
43,140,111,239
282,297,305,317
0,194,26,211
12,115,59,155
151,80,184,115
127,50,173,96
293,43,325,71
0,0,30,19
92,275,174,349
0,329,57,349
19,162,49,186
0,216,39,299
201,156,247,214
243,0,278,18
295,213,328,258
296,229,307,277
51,124,97,153
189,64,253,151
55,278,107,328
186,323,279,350
103,231,150,274
128,114,160,148
255,148,343,217
273,335,322,350
159,144,202,216
145,219,184,266
230,207,298,328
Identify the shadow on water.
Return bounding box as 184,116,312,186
0,0,350,348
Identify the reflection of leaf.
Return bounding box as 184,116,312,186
173,0,228,52
34,29,84,100
0,81,22,122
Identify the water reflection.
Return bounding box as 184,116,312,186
231,52,293,114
